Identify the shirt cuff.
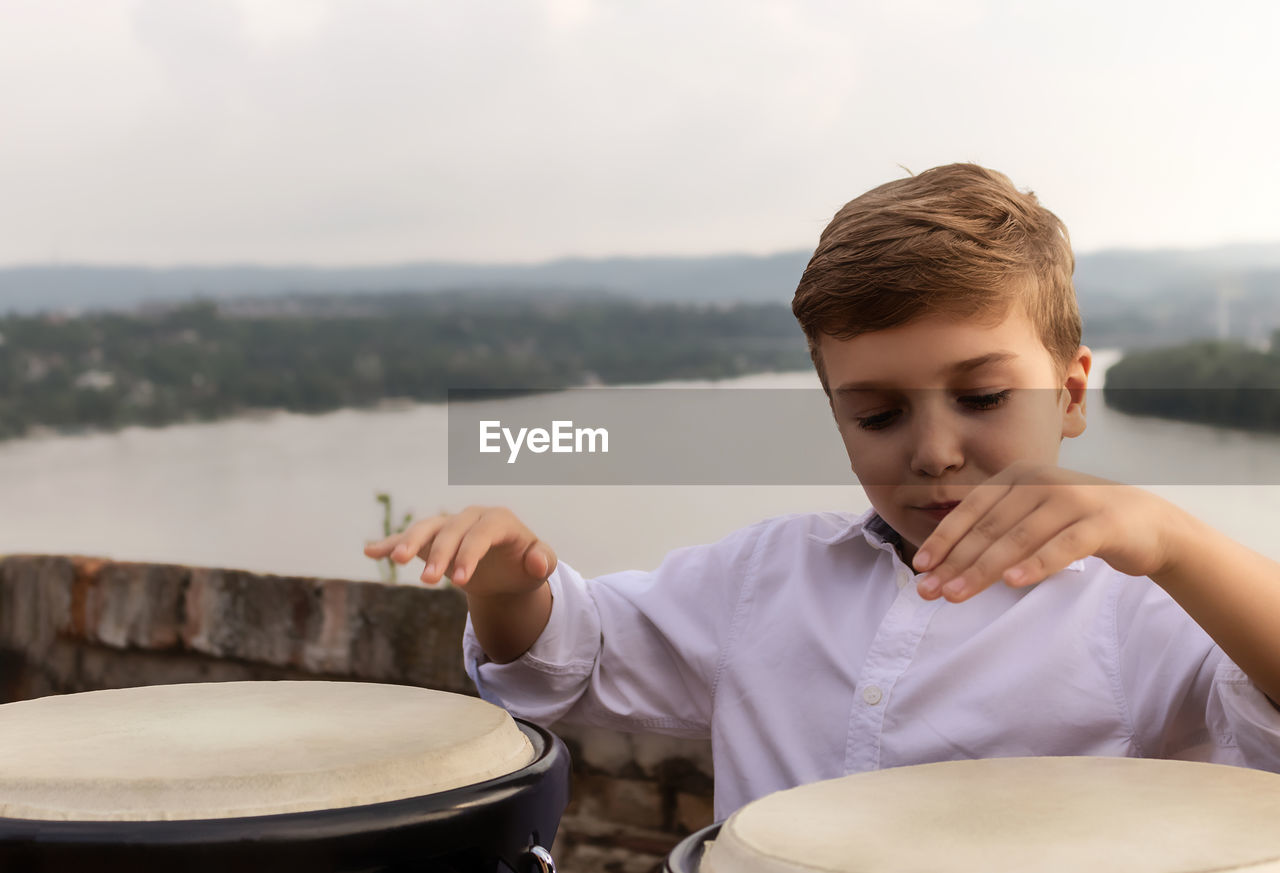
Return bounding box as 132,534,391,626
1206,658,1280,772
462,562,601,724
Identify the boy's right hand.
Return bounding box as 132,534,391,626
363,506,556,597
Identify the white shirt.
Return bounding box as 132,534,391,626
462,508,1280,820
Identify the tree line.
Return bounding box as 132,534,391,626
0,293,812,440
1103,333,1280,432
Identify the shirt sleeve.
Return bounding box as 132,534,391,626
1113,573,1280,771
1203,656,1280,770
462,521,765,738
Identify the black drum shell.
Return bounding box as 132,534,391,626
665,821,722,873
0,718,568,873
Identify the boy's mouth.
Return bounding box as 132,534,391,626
915,500,960,519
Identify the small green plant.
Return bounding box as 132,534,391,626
375,492,414,583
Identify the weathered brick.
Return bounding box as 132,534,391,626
299,578,352,674
554,813,681,871
345,581,471,691
572,774,666,831
0,647,31,702
0,555,74,651
674,791,715,834
92,561,189,649
633,732,714,782
557,721,638,774
182,568,325,667
554,841,666,873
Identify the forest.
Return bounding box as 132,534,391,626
6,288,1280,441
1102,335,1280,432
0,293,811,440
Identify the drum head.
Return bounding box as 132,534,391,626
0,682,571,873
700,757,1280,873
0,681,535,821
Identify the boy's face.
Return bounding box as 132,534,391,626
819,305,1091,565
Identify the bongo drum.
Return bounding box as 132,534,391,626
666,757,1280,873
0,681,569,872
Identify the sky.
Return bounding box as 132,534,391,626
2,0,1278,267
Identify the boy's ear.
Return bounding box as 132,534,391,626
1060,345,1092,439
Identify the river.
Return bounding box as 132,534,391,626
3,350,1279,581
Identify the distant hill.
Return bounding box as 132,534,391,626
1072,244,1280,350
3,242,1280,350
0,253,811,314
1073,243,1280,294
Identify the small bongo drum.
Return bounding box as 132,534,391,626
0,681,569,872
667,756,1280,873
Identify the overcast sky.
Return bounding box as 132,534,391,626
2,0,1277,266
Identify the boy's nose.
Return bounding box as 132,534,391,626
908,412,965,478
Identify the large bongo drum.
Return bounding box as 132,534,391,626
0,681,569,872
667,756,1280,872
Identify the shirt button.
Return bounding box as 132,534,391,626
862,685,883,706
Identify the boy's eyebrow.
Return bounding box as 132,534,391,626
833,351,1019,393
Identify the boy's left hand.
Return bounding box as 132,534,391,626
912,462,1178,602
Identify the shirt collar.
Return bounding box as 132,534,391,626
811,507,1088,573
807,507,889,548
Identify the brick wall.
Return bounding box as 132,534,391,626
0,554,714,872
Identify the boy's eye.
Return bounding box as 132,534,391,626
960,389,1012,410
852,390,1011,431
854,410,898,431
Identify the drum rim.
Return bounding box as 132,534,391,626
0,717,562,843
665,821,723,873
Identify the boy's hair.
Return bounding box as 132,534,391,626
792,162,1081,393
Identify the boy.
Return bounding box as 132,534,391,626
365,163,1280,820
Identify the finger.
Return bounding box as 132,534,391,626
453,509,549,586
421,506,486,583
364,515,441,561
917,486,1046,599
995,519,1101,593
391,515,455,564
450,524,500,587
912,478,1014,573
931,503,1070,602
523,540,557,580
448,508,525,584
363,533,403,558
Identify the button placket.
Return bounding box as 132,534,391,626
844,582,943,773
